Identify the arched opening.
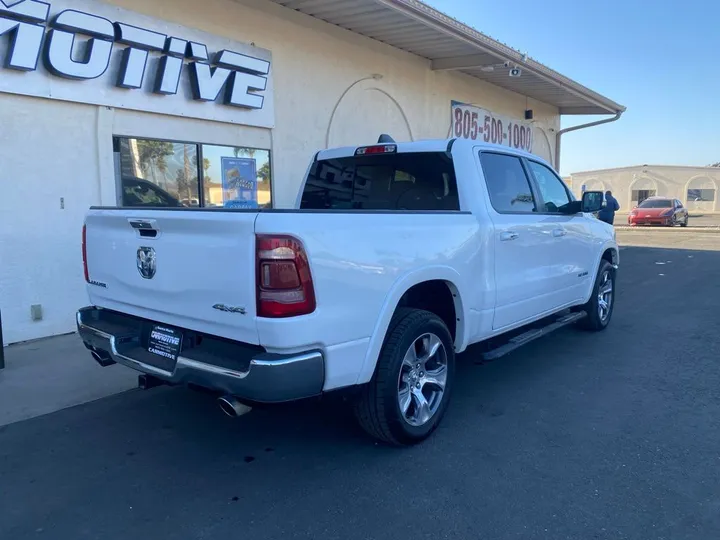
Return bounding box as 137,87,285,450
628,176,659,208
327,83,413,148
684,176,718,213
582,178,606,192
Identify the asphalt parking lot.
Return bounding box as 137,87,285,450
2,230,720,540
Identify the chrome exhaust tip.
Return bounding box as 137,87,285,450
91,349,115,367
218,396,253,418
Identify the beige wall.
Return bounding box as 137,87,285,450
569,166,720,213
106,0,560,207
0,0,560,344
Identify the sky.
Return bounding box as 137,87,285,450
424,0,720,176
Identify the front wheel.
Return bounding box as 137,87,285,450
578,260,616,332
681,216,689,227
354,309,455,446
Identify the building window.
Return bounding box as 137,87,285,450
201,144,272,209
113,137,272,209
687,188,715,202
631,189,656,205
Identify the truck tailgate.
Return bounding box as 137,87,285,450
84,209,260,345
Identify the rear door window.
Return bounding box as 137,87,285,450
301,152,459,211
479,152,537,213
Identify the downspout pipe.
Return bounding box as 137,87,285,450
0,308,4,369
555,111,623,172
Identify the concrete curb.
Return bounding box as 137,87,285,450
615,226,720,233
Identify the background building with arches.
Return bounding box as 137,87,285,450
0,0,622,344
568,165,720,212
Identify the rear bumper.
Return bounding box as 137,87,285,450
76,307,324,403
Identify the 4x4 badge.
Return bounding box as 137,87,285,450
213,304,246,315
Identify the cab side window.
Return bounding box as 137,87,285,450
528,161,573,213
479,153,537,213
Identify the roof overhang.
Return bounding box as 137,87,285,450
268,0,625,115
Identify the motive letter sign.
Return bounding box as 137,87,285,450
0,0,275,127
450,100,534,153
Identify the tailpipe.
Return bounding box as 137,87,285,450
91,349,115,367
218,396,253,418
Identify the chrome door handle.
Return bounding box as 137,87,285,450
552,228,567,237
500,231,519,241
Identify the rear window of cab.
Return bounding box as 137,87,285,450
301,152,459,211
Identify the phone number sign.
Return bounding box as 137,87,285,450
451,101,534,153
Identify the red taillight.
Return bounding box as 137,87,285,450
82,224,89,282
256,235,316,318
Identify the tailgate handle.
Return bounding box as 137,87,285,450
129,219,159,238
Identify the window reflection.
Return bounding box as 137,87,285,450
480,153,536,213
528,161,572,212
114,138,273,209
116,137,199,208
201,145,272,209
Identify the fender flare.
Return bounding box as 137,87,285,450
354,266,467,385
584,241,619,303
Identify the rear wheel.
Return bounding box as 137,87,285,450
578,260,616,332
354,309,455,446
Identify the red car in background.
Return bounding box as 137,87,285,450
628,197,689,227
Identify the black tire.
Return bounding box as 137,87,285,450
578,260,616,332
681,216,688,227
353,308,455,446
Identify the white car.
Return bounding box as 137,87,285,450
78,136,617,445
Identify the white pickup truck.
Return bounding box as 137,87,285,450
78,136,617,445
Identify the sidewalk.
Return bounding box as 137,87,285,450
0,333,137,427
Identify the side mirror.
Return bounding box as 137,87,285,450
581,191,604,213
561,201,582,214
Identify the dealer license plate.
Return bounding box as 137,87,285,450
148,325,183,362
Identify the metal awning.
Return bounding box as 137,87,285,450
269,0,625,115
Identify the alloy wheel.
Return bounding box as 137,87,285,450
397,333,448,427
597,270,614,322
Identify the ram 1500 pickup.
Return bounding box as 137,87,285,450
78,136,617,445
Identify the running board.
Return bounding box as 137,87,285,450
481,311,587,362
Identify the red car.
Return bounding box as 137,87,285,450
628,197,689,227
